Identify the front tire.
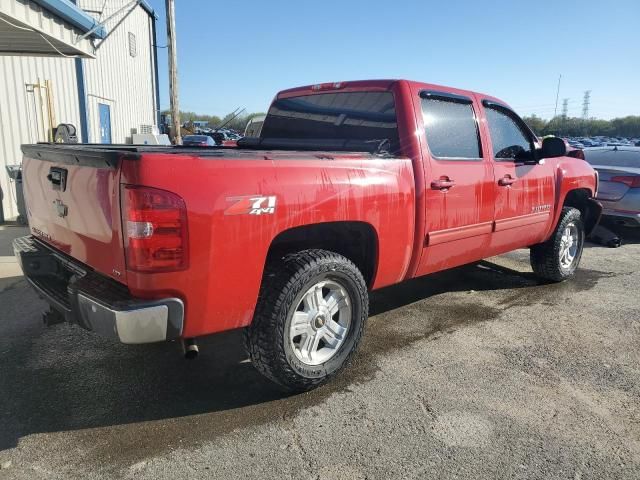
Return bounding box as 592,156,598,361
530,207,585,282
245,249,368,392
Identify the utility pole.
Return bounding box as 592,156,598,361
561,98,569,120
166,0,181,145
582,90,591,120
561,98,569,136
582,90,591,136
553,74,562,118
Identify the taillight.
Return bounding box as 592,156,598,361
121,185,189,272
611,175,640,188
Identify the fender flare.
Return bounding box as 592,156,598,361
584,198,603,236
548,166,600,238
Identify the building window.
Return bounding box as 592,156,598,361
128,32,137,57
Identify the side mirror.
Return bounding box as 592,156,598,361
541,137,567,158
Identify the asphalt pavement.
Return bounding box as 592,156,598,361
0,223,639,479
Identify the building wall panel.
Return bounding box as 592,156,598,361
79,0,157,144
0,55,81,218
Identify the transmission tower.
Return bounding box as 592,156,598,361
582,90,591,120
561,98,569,120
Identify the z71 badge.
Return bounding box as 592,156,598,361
225,195,277,216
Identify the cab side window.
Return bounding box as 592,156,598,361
485,106,533,161
421,94,482,160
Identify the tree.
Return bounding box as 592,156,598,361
521,114,546,135
522,114,640,138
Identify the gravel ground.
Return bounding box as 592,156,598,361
0,224,639,479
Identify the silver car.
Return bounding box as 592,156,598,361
584,147,640,227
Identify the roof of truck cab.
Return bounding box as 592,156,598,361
275,79,511,110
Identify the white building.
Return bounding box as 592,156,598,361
0,0,160,220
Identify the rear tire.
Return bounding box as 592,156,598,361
245,249,368,392
530,207,585,282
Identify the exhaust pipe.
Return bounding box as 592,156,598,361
182,338,199,360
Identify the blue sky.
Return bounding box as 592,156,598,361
146,0,639,120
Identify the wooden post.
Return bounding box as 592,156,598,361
165,0,181,145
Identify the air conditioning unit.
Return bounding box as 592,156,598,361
132,133,171,145
139,124,158,135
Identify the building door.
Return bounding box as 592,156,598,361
98,103,112,144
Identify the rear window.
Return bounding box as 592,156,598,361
184,135,208,141
261,91,400,152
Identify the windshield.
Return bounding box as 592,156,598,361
261,91,400,152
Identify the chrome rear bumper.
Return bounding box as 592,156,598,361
13,235,184,344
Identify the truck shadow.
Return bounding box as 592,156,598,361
585,223,640,248
609,224,640,245
0,256,609,460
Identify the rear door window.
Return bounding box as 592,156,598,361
421,93,482,160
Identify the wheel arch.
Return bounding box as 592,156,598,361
265,221,379,288
562,188,602,236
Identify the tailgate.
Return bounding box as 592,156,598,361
21,144,130,282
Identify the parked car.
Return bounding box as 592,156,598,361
183,135,215,146
14,79,600,391
210,131,238,146
584,147,640,227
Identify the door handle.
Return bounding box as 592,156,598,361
498,175,516,186
431,178,455,190
47,167,68,191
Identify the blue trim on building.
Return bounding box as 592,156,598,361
32,0,107,39
74,58,90,143
151,16,161,127
139,1,158,19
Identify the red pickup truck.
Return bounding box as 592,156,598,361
14,80,600,391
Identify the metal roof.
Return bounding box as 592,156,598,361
0,1,97,57
32,0,107,39
0,0,158,58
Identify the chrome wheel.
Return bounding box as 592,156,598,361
559,222,579,269
289,279,352,366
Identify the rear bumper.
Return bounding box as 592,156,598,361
598,190,640,227
13,235,184,344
